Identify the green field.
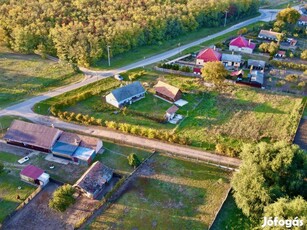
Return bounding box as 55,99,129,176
0,152,20,163
95,141,152,175
211,194,253,230
0,172,36,223
89,153,232,229
0,46,83,109
35,68,304,153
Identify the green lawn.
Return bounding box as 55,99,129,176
0,172,36,223
0,46,84,109
211,194,253,230
95,141,152,175
0,152,20,163
89,153,232,229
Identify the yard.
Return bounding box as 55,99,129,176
35,68,305,153
0,171,36,224
89,153,232,229
0,46,83,109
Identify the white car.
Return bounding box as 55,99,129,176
18,156,29,164
114,74,123,81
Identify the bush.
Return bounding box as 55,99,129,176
49,184,76,212
297,81,306,90
270,60,307,71
285,74,298,82
127,153,141,168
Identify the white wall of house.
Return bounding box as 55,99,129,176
229,45,253,54
196,59,204,65
106,94,120,108
96,140,103,153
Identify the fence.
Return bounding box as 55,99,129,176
154,66,200,77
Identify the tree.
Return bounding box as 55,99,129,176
49,184,76,212
201,61,228,85
276,8,301,24
262,197,307,230
301,50,307,60
237,27,248,35
259,42,279,56
127,153,141,168
232,141,307,220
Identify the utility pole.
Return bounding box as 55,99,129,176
224,10,228,27
178,43,181,54
107,45,111,67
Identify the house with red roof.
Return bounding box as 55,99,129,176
20,165,50,187
229,36,256,54
196,48,221,66
298,15,307,26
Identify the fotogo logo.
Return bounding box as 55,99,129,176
261,217,304,228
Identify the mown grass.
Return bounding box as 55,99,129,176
0,172,36,223
0,46,84,109
89,153,232,229
0,152,20,163
211,194,253,230
94,141,152,175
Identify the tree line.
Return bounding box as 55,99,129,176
0,0,259,67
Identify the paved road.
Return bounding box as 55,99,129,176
0,7,297,166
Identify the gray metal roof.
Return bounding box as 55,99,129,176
221,54,242,62
4,120,62,150
110,81,145,103
250,71,264,85
248,59,266,68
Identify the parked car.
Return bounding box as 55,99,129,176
18,156,29,164
114,74,123,81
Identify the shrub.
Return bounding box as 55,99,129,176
285,74,298,82
270,60,307,71
49,184,76,212
297,81,306,90
127,153,141,168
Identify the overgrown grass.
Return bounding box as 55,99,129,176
0,46,83,109
95,141,152,175
0,152,20,163
89,153,232,229
211,194,253,230
0,172,36,223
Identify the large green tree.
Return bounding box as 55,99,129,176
276,7,301,24
232,141,307,219
201,61,228,85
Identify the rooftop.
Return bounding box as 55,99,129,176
20,165,44,180
154,81,181,100
196,48,222,62
110,81,145,103
221,53,242,63
166,105,179,114
229,36,256,49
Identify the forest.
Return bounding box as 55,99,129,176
0,0,259,67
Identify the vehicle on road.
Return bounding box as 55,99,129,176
114,74,123,81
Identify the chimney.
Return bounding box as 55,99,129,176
232,51,234,55
51,124,54,128
270,29,272,31
248,39,251,46
213,45,216,50
74,138,78,145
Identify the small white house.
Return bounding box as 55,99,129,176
20,165,49,187
165,105,179,122
221,53,242,68
229,36,256,54
105,81,145,108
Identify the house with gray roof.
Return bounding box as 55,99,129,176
74,161,113,199
249,70,264,86
221,53,242,68
105,81,145,108
247,59,266,70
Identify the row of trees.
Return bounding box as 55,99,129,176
0,0,260,67
232,141,306,226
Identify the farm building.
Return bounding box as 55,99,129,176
298,15,307,25
249,70,264,86
52,132,102,165
247,59,265,70
196,48,221,65
258,29,282,41
73,161,113,199
4,120,62,153
105,81,145,108
221,53,242,68
20,165,49,187
165,105,179,122
154,81,182,103
229,36,256,53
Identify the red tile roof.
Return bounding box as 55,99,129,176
20,165,44,179
229,36,256,49
277,50,286,55
299,15,307,22
166,105,179,114
196,48,221,62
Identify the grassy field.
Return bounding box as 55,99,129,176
0,46,84,109
89,153,232,229
0,116,30,138
95,141,152,175
211,194,253,230
0,152,20,163
0,172,36,223
260,0,298,9
36,68,304,152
